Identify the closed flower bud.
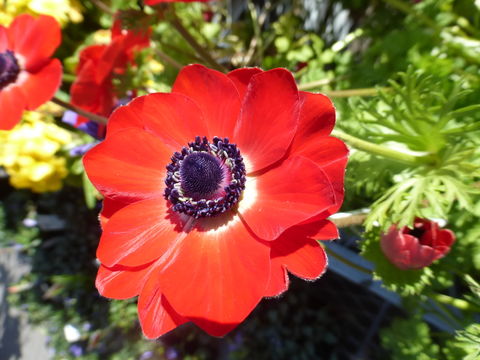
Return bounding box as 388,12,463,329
380,218,455,270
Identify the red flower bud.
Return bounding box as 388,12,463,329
380,218,455,270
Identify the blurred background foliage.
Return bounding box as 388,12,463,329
0,0,479,359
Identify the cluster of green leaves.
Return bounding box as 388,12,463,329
343,68,480,230
380,276,480,360
380,315,440,360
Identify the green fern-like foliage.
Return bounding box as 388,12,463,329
360,229,433,296
344,68,480,230
444,324,480,360
380,315,440,360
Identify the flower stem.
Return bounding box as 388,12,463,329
331,129,431,165
62,73,76,83
324,87,388,98
168,10,227,73
432,293,480,313
51,97,108,125
383,0,440,31
154,49,183,70
330,213,367,228
298,78,336,91
91,0,115,15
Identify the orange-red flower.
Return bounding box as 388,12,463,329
381,218,455,270
70,20,150,128
0,14,62,130
84,64,348,338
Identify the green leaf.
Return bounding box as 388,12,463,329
82,171,98,210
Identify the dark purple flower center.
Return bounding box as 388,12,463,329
0,50,20,90
409,226,426,240
164,136,246,218
180,152,224,200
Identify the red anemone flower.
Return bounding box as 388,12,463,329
84,64,348,338
381,218,455,270
70,20,150,128
0,14,62,130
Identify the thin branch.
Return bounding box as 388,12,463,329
90,0,115,15
169,12,227,72
324,87,388,98
331,214,367,228
298,78,336,91
51,97,108,125
332,129,433,165
154,48,183,70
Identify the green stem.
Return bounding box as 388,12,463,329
168,9,227,73
432,293,480,313
51,97,108,125
324,87,387,98
443,122,480,135
332,129,431,165
382,0,440,32
330,213,367,228
298,78,335,91
62,73,76,83
154,48,183,70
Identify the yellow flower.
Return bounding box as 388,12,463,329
0,0,83,26
0,112,71,193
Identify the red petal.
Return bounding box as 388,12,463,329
0,85,26,130
290,91,336,151
8,14,61,72
106,96,146,137
83,128,170,201
407,240,437,269
234,68,300,173
96,263,152,299
97,197,185,267
172,64,240,139
21,59,62,110
264,263,289,298
271,230,328,280
0,26,7,52
71,61,114,119
190,319,240,337
99,197,131,229
158,215,270,331
76,44,105,75
138,271,187,339
296,218,339,240
316,219,339,240
436,229,455,247
292,136,348,215
135,92,208,150
240,156,336,241
95,37,126,83
227,67,262,101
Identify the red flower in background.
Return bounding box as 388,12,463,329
0,14,62,130
70,20,150,129
381,218,455,270
84,64,348,338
